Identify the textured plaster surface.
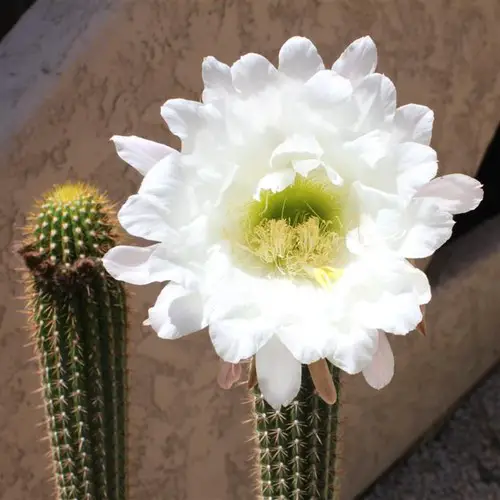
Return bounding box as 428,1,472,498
1,1,500,499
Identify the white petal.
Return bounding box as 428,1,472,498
393,104,434,145
362,331,394,389
416,174,484,215
138,155,200,232
202,56,233,102
102,244,165,285
347,182,404,252
254,169,296,201
362,292,422,335
202,56,232,90
231,53,278,95
406,262,432,304
118,194,177,242
352,258,430,335
208,313,276,364
278,36,325,80
270,134,324,170
111,135,175,176
332,36,377,83
278,323,330,364
294,159,322,177
398,198,455,258
147,284,205,340
304,70,353,106
161,99,202,140
386,142,438,198
146,244,200,290
343,130,389,168
256,336,302,409
354,73,396,130
328,326,378,374
139,154,182,199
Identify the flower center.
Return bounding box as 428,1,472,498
241,177,345,284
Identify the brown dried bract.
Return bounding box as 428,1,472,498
247,358,257,390
417,304,427,336
17,243,102,290
308,359,337,405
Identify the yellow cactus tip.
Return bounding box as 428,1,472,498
43,182,101,205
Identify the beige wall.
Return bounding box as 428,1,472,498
1,1,500,499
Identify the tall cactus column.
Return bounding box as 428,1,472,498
251,362,342,500
18,183,128,500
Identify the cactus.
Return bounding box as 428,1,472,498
252,362,342,500
18,183,128,500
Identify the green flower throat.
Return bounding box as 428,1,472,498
242,178,346,284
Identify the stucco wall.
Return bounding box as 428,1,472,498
1,1,500,499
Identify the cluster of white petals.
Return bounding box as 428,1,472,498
103,36,483,409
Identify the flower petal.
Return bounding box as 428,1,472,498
147,283,205,339
231,53,278,95
327,325,378,374
118,194,177,242
397,198,455,258
416,174,484,215
102,244,165,285
270,134,324,170
138,155,203,232
395,143,438,197
139,154,183,200
208,310,276,364
278,36,325,80
351,258,430,335
332,36,377,84
343,129,390,169
294,159,323,177
256,335,302,409
393,104,434,145
111,135,175,176
202,56,232,89
354,73,396,131
362,331,394,389
161,98,203,140
202,56,233,102
254,169,296,201
304,69,353,107
375,142,438,197
278,324,329,365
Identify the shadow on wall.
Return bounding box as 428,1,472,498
1,0,37,41
427,123,500,286
448,123,500,242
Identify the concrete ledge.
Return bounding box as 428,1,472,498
1,1,500,499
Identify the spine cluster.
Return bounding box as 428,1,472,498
19,183,128,500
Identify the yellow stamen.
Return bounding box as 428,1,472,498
307,266,344,290
244,217,343,283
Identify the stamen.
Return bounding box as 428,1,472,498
307,266,344,290
244,217,343,281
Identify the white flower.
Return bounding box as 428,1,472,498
103,36,483,409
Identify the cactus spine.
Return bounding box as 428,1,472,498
19,183,128,500
252,363,342,500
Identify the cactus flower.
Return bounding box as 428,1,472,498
103,36,483,409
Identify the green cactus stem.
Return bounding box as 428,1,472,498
18,183,128,500
252,362,342,500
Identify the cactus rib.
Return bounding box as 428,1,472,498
253,363,341,500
